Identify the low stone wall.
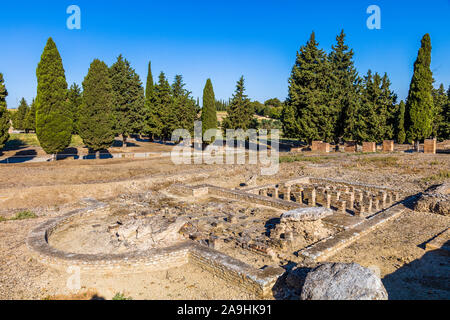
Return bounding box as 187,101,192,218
299,195,417,262
27,201,284,298
207,185,304,210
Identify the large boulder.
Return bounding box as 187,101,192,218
300,263,388,300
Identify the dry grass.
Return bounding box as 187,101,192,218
421,170,450,183
42,290,102,300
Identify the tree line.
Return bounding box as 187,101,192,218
0,33,448,155
281,31,449,147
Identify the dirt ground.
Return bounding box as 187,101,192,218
0,143,449,300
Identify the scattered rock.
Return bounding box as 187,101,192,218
415,183,450,216
300,263,388,300
281,207,333,222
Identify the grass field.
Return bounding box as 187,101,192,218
5,133,85,150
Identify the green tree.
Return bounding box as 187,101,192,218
222,76,254,131
24,98,37,132
264,98,282,108
110,55,145,147
14,98,28,131
35,38,72,156
285,32,332,143
170,75,198,137
145,61,154,101
281,103,299,138
0,73,10,149
440,87,450,140
78,59,115,153
396,101,406,144
147,72,172,140
432,83,448,139
201,78,217,140
68,83,82,134
328,30,360,142
405,34,434,151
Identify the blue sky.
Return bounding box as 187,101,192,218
0,0,449,108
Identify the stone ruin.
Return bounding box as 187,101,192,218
27,175,411,299
415,183,449,216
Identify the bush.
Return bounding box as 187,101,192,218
112,293,132,300
11,210,37,220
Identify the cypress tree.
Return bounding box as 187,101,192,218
396,101,406,144
405,34,434,151
328,30,360,142
110,55,145,147
432,83,448,139
14,98,29,131
24,98,37,133
171,75,197,136
281,103,299,138
145,61,154,101
0,73,10,149
440,87,450,140
380,73,398,140
148,72,172,140
78,59,115,153
35,38,72,156
201,79,217,140
285,32,332,143
222,76,254,131
68,83,82,134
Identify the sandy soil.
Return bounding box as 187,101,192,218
0,143,449,300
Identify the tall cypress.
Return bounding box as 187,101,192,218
201,79,217,139
222,76,253,131
328,30,360,142
432,84,448,139
14,98,29,131
171,75,197,136
36,38,72,156
110,55,145,147
285,32,332,143
145,61,154,101
78,59,115,153
148,72,172,140
68,83,82,134
24,98,37,133
440,87,450,140
396,101,406,144
405,34,434,150
0,73,10,149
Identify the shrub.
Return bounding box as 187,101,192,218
112,293,132,300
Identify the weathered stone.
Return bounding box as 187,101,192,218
300,263,388,300
281,207,333,222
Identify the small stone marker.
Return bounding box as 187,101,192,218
424,139,437,154
382,140,394,152
362,142,376,153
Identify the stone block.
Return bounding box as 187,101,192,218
424,139,437,154
317,142,331,153
311,141,322,152
362,142,376,153
382,140,394,152
344,141,357,153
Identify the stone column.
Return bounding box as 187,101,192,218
285,185,291,201
273,187,279,199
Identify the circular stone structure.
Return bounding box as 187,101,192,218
26,199,191,272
